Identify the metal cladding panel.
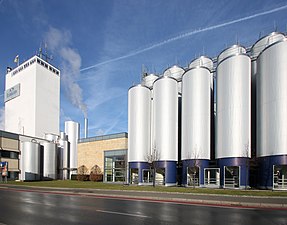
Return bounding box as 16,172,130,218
142,74,158,89
45,133,58,143
182,67,211,160
60,131,68,141
20,141,40,180
251,32,285,59
163,65,185,81
189,56,213,71
218,45,246,64
42,142,57,179
65,121,79,171
216,54,251,159
153,76,178,161
128,85,151,162
59,138,69,180
257,39,287,157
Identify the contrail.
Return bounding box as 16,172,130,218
80,4,287,72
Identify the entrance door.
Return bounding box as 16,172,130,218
155,168,165,185
187,166,199,187
204,168,220,188
130,168,138,184
142,169,153,184
273,165,287,190
224,166,240,188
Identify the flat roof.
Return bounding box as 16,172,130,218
0,130,19,140
79,132,128,143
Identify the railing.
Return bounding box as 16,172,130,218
273,177,287,190
204,178,220,186
188,177,199,186
224,177,239,188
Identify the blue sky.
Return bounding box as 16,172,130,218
0,0,287,138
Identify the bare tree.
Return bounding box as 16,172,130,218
89,165,103,182
146,145,160,187
186,148,201,188
77,165,88,181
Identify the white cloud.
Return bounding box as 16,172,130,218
45,26,87,117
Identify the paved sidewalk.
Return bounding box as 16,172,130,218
1,184,287,209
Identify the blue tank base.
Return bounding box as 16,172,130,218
257,155,287,189
155,161,177,185
181,159,210,187
129,162,150,184
217,157,250,188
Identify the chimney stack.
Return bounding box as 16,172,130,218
84,118,88,138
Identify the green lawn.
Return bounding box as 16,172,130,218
1,180,287,197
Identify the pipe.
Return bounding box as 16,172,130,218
84,118,88,138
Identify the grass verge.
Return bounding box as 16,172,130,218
1,180,287,197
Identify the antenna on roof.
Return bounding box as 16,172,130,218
141,64,148,80
274,21,278,32
38,42,53,63
175,56,179,65
236,34,239,45
258,31,262,39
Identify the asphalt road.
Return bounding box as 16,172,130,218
0,189,286,225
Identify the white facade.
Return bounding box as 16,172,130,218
5,56,60,138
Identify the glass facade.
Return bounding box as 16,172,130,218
104,150,127,183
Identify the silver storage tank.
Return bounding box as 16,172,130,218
250,33,286,187
20,141,40,181
189,56,214,70
190,56,214,92
45,133,59,143
182,57,212,160
216,45,251,188
256,35,287,157
153,75,178,186
254,33,287,189
163,65,185,94
216,45,251,159
181,56,213,186
65,121,79,178
42,142,57,180
128,84,151,184
128,84,151,162
142,73,158,89
58,132,69,180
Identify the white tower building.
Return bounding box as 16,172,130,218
4,55,60,138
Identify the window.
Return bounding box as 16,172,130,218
0,150,10,158
0,150,19,159
104,150,127,183
10,152,19,159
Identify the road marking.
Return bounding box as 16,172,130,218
96,209,150,218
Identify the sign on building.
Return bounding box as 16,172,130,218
4,83,20,103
